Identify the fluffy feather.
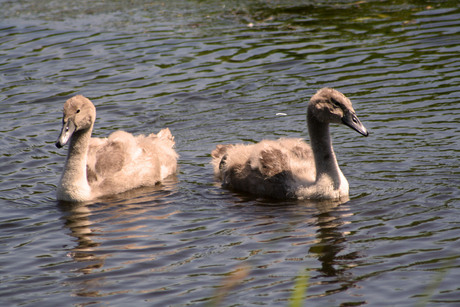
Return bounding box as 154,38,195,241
211,88,368,200
56,95,178,202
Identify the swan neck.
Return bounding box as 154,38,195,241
58,125,93,200
307,111,342,181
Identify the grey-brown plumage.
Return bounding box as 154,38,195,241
211,88,368,200
55,95,178,202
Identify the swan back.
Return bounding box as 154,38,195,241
85,129,178,198
211,138,315,199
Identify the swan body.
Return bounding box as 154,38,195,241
55,95,178,202
211,88,368,200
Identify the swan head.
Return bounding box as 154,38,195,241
308,88,368,136
56,95,96,148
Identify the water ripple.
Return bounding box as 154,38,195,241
0,1,459,306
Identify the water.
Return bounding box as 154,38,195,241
1,0,459,306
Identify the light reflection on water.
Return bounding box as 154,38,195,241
0,1,459,306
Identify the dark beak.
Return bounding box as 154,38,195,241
342,111,369,136
55,119,76,148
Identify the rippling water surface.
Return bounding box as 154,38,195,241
1,0,459,306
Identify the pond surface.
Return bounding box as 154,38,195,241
1,0,459,306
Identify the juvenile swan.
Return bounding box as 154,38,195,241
211,88,369,200
55,95,178,202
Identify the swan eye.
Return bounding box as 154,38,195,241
76,109,81,114
352,114,359,124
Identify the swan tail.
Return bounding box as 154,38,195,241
211,144,234,178
157,128,174,141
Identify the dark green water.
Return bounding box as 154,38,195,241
1,0,459,306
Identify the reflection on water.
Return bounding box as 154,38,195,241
58,187,353,305
58,181,180,299
0,0,459,306
310,202,350,277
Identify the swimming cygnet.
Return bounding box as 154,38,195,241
55,95,178,202
211,87,369,200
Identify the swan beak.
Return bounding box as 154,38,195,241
342,112,369,136
56,120,76,148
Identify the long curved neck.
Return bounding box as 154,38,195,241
307,111,343,189
58,125,93,200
